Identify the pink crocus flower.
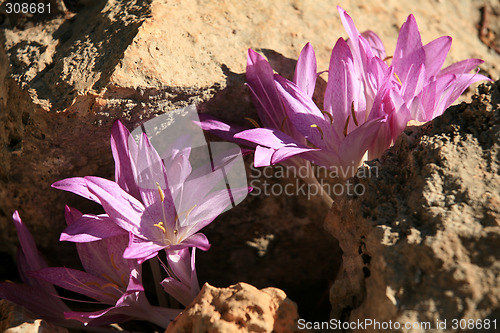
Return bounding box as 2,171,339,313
201,7,489,178
0,212,75,327
32,206,179,327
53,121,249,264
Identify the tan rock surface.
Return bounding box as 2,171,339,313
326,81,500,332
1,0,499,263
165,282,301,333
0,0,499,330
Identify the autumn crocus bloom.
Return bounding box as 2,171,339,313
336,6,490,157
32,206,179,327
0,212,75,327
54,121,249,264
201,7,489,179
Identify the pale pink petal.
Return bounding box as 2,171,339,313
293,42,317,98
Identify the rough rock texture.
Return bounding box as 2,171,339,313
165,282,301,333
0,300,68,333
326,81,500,332
1,0,499,263
0,0,499,329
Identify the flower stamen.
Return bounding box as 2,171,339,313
154,222,166,233
156,182,165,203
280,115,289,132
244,117,261,128
394,72,402,85
343,116,350,137
351,102,359,126
322,111,334,124
310,124,324,140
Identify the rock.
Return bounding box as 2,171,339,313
0,300,68,333
1,0,499,266
326,81,500,331
0,0,499,328
165,282,301,333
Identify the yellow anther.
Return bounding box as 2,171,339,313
321,111,333,124
154,222,166,233
310,124,324,140
244,117,261,128
83,281,101,288
351,102,359,126
173,229,178,235
394,72,402,85
383,55,393,62
343,116,350,137
156,182,165,203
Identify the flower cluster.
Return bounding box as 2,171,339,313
0,120,248,329
201,6,489,178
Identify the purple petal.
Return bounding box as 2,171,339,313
254,145,273,167
0,283,70,324
64,205,82,226
324,38,356,140
274,75,336,149
196,114,255,148
423,36,452,79
338,6,361,52
12,211,57,295
84,176,144,235
161,277,193,307
111,120,140,199
341,117,385,170
234,127,309,150
51,177,100,203
361,30,386,60
175,232,210,251
293,43,317,98
12,211,44,273
135,134,177,225
246,49,285,128
438,58,485,77
177,188,244,235
392,14,425,80
60,213,127,242
30,267,123,304
166,249,191,286
271,145,318,165
122,235,166,264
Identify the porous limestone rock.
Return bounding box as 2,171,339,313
165,282,301,333
0,0,499,328
326,81,500,332
1,0,499,266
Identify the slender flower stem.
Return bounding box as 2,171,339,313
301,172,334,207
149,257,168,307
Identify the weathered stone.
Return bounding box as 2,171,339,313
165,282,301,333
326,81,500,332
1,0,499,265
0,0,499,329
0,300,68,333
